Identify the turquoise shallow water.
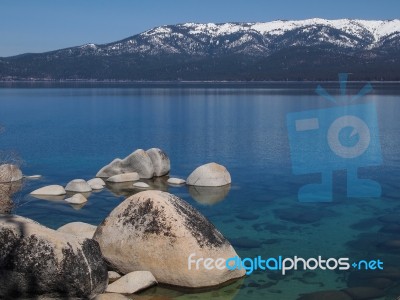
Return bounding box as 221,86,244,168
0,82,400,299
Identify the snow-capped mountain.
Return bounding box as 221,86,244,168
58,18,400,57
1,19,400,80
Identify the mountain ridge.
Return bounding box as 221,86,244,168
1,18,400,81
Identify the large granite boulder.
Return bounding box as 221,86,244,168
96,158,123,178
0,164,23,182
119,149,154,179
146,148,170,177
187,163,231,187
0,193,13,214
94,190,245,289
0,215,108,298
65,179,92,193
96,149,155,179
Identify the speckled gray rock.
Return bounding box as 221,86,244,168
93,190,245,288
0,164,23,182
65,179,92,193
187,162,231,187
0,215,108,298
146,148,170,177
106,172,140,183
106,271,157,294
30,185,66,196
57,222,97,239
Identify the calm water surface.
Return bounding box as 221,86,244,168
0,82,399,299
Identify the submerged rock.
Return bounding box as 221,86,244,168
0,164,23,182
342,287,384,299
146,148,170,177
297,290,352,300
187,163,231,187
105,271,157,294
94,190,245,288
57,222,97,239
133,182,150,188
30,185,66,196
106,172,140,183
65,179,92,193
0,215,108,298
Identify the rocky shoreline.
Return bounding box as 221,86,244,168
0,148,241,299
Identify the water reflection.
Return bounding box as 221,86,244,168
189,184,231,205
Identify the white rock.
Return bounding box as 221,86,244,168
106,172,140,183
65,193,87,204
187,162,231,187
133,182,150,188
94,191,245,288
106,271,157,294
24,174,42,179
65,179,92,193
88,178,106,188
146,148,170,177
30,185,66,196
167,177,186,185
91,184,104,190
96,158,123,178
96,149,155,179
108,271,122,283
0,164,23,182
120,149,154,179
57,222,97,239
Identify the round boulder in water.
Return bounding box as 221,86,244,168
65,179,92,193
93,190,244,288
187,163,231,187
146,148,170,177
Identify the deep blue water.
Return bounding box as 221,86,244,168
0,82,400,299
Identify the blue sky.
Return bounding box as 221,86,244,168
1,0,399,57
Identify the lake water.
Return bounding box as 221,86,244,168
0,82,400,299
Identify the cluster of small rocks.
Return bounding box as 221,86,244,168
0,149,238,298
